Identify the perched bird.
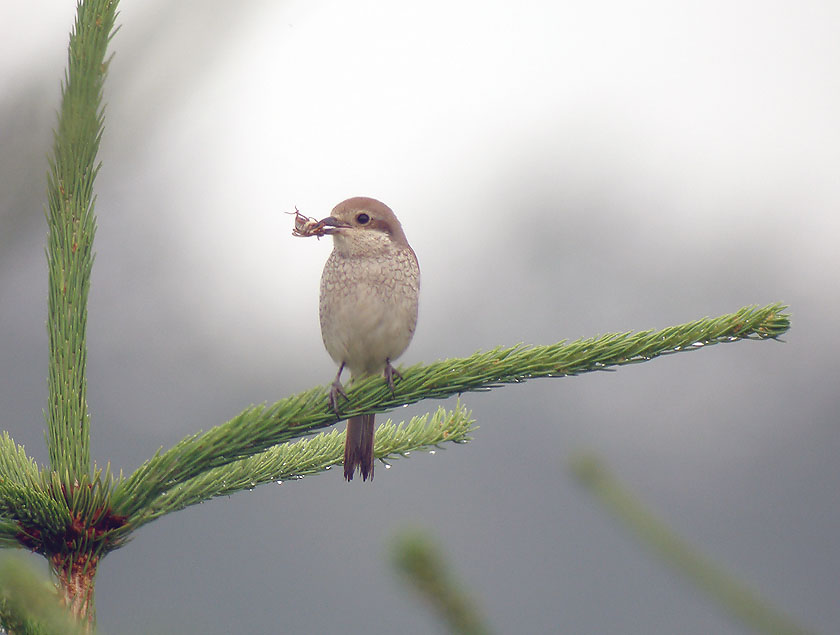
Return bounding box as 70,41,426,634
318,197,420,481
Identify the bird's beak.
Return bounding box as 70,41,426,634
319,216,350,235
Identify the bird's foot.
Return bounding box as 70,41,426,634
383,358,402,394
328,362,349,413
328,379,348,413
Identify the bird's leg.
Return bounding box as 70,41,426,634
383,358,403,394
328,361,349,413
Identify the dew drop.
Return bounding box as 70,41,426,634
384,463,392,469
429,450,436,455
276,480,283,485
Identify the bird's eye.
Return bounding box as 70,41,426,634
355,213,370,225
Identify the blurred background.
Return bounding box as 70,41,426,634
1,1,837,633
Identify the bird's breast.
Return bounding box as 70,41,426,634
319,247,419,376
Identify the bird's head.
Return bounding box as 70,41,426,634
319,197,410,254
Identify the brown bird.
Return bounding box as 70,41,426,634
318,197,420,481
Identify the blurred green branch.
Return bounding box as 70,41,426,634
392,530,492,635
0,557,91,635
572,454,813,635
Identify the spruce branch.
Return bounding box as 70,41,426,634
0,433,43,490
31,1,122,623
0,556,90,635
112,303,788,521
129,403,474,528
0,480,71,544
45,0,118,479
0,523,25,550
572,455,813,635
0,434,69,544
392,530,492,635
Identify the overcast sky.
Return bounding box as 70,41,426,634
1,1,838,633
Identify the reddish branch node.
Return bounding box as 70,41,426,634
15,507,128,555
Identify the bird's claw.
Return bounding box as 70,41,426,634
384,358,402,394
328,361,349,414
328,378,348,414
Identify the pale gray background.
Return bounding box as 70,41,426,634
1,1,838,633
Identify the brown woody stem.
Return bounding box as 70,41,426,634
50,553,99,629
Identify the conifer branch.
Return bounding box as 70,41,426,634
129,404,473,528
392,530,492,635
0,433,42,489
0,480,71,542
18,2,124,625
0,524,24,550
112,303,789,521
572,455,813,635
0,557,90,635
45,0,118,479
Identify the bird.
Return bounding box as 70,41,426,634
317,197,420,481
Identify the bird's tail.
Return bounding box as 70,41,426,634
344,414,375,481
